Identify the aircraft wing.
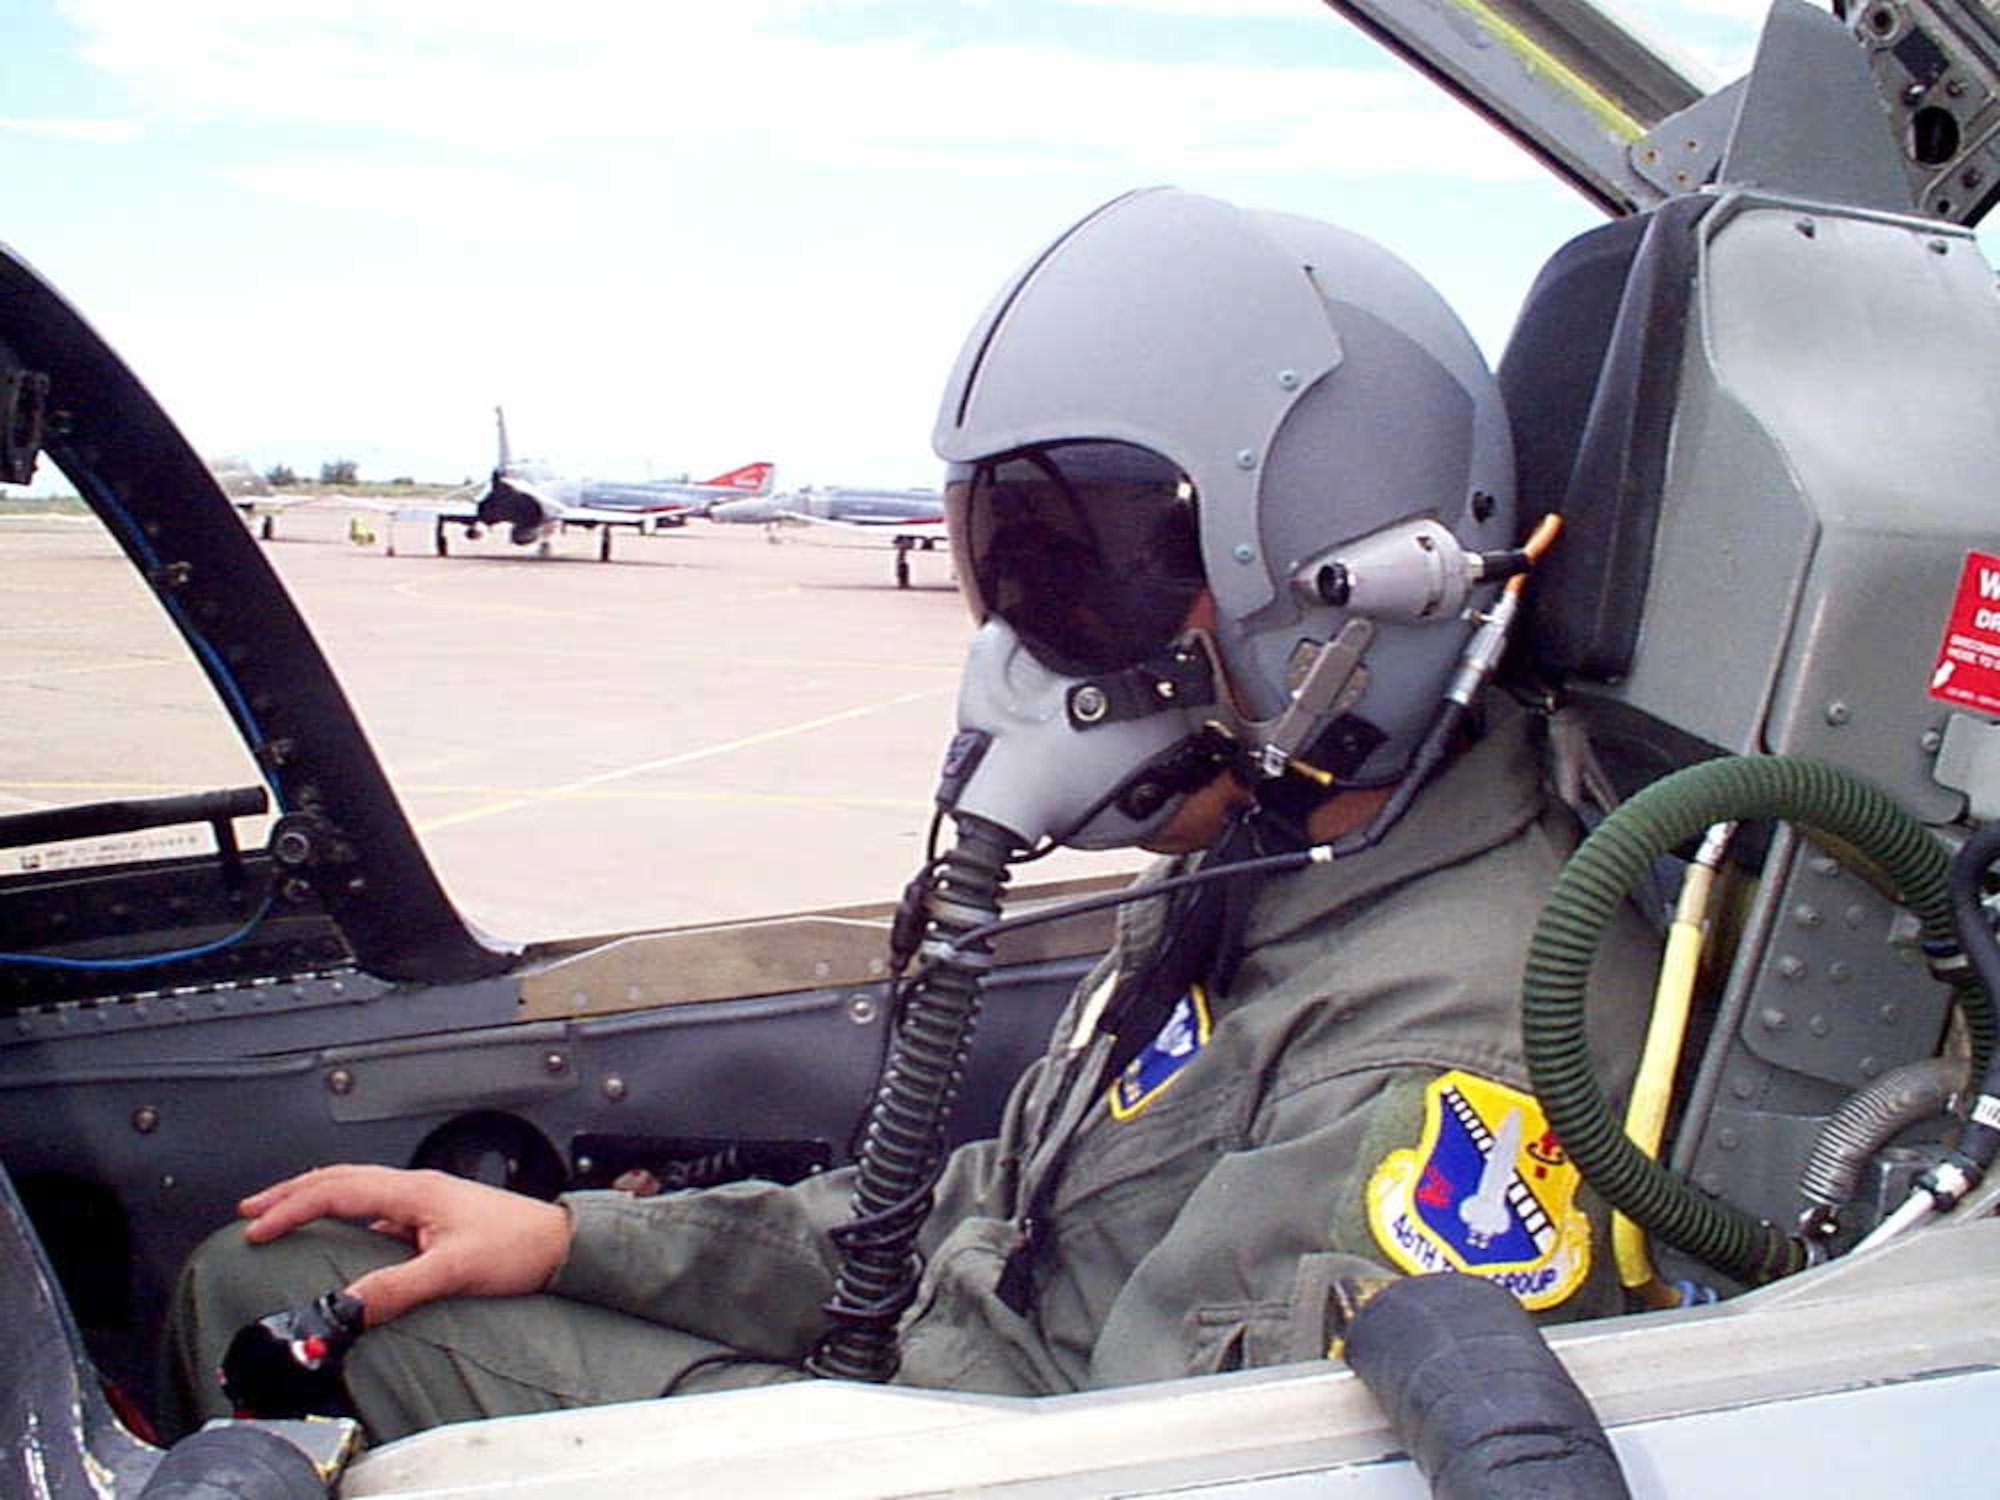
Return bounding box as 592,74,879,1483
554,499,691,528
773,509,946,533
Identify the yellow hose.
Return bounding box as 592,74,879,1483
1613,822,1734,1305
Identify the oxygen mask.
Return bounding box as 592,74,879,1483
938,441,1234,852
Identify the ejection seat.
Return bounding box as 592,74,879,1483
1483,0,2000,1293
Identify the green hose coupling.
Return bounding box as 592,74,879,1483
1522,753,1973,1288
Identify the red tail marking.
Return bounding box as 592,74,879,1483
702,461,774,493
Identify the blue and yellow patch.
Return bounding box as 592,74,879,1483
1107,987,1211,1121
1364,1071,1590,1311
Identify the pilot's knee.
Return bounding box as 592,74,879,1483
179,1219,403,1335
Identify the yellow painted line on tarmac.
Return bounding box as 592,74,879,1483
387,574,614,622
0,658,178,684
441,640,963,675
409,787,929,812
415,687,946,835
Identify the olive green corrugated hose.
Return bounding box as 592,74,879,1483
1523,755,1987,1287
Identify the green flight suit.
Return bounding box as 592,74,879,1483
170,702,1657,1441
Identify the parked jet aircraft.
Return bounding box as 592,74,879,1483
387,409,775,561
9,0,2000,1493
711,484,946,587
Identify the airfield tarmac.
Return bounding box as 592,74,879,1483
3,504,1143,945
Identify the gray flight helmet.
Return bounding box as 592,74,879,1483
932,187,1516,851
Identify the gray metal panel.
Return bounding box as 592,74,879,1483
1594,285,1816,756
1700,200,2000,820
1589,193,2000,824
1719,0,1916,213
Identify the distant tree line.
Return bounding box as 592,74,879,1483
263,459,361,487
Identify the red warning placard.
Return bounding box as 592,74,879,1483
1930,550,2000,716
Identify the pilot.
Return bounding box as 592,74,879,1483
167,187,1656,1442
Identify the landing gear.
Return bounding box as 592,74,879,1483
599,527,614,562
434,520,450,557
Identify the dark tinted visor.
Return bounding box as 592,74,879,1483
946,441,1204,677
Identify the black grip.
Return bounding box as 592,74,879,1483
218,1290,364,1420
1342,1272,1631,1500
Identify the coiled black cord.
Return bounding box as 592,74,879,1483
809,814,1014,1382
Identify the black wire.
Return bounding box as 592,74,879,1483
1948,820,2000,1168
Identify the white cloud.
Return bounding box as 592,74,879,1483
1057,0,1319,13
55,0,1534,182
0,115,140,143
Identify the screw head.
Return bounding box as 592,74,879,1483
1234,449,1257,470
1276,369,1300,390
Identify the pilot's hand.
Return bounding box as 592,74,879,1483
238,1164,571,1327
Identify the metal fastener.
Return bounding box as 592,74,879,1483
602,1075,628,1102
132,1106,160,1135
326,1068,355,1096
543,1052,569,1075
848,996,879,1026
1276,369,1300,390
1234,449,1257,470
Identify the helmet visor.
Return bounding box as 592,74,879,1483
946,442,1204,677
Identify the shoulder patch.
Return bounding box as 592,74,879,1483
1364,1070,1590,1311
1107,986,1212,1121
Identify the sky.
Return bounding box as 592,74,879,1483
0,0,1777,493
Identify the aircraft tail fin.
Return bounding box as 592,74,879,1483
703,461,775,494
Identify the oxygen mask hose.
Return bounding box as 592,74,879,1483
810,814,1014,1383
1521,754,1981,1287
